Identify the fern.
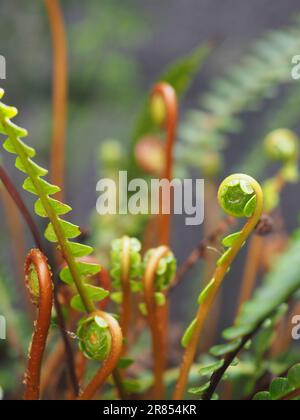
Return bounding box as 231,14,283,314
180,16,300,170
0,89,107,313
254,364,300,400
191,224,300,399
128,43,211,177
239,83,300,176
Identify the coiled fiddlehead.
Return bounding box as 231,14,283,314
24,249,53,400
78,311,123,400
110,237,142,341
143,246,176,399
174,174,264,400
150,82,178,246
263,128,299,212
77,314,112,362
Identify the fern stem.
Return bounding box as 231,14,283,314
0,164,44,251
143,245,170,399
151,83,178,246
79,311,123,400
1,117,95,313
173,178,264,400
24,249,53,400
45,0,68,200
120,236,132,345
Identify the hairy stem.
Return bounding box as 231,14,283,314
24,249,53,400
151,83,178,246
143,245,170,399
173,180,263,400
120,237,132,345
44,0,68,201
0,165,44,251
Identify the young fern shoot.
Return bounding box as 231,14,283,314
237,129,299,310
150,82,178,246
24,249,53,400
78,312,123,400
142,246,177,399
173,174,264,400
110,237,142,344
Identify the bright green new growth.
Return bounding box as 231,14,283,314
218,176,257,218
264,129,299,164
0,89,107,314
143,249,177,292
25,263,41,305
110,237,143,296
254,364,300,400
77,315,112,362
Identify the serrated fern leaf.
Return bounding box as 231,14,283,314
180,17,300,170
0,89,103,313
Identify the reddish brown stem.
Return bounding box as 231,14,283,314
0,165,44,251
143,246,170,399
45,0,68,201
78,311,123,400
120,237,132,344
151,83,178,246
24,249,53,400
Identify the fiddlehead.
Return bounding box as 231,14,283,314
142,246,176,399
24,249,53,400
78,312,123,400
110,237,142,341
173,174,263,400
150,82,178,246
263,129,299,212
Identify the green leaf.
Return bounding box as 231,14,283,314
67,242,94,258
3,137,35,157
210,340,242,357
35,198,72,218
222,325,253,341
71,285,109,312
15,157,48,177
181,318,197,348
222,232,241,248
155,292,166,306
117,357,134,370
23,177,61,196
111,292,123,304
288,364,300,389
188,382,210,396
45,220,81,243
60,262,101,285
243,195,257,218
217,248,232,266
253,392,272,401
198,278,215,305
198,360,224,377
270,378,293,400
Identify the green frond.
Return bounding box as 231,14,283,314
180,17,300,171
0,90,104,313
